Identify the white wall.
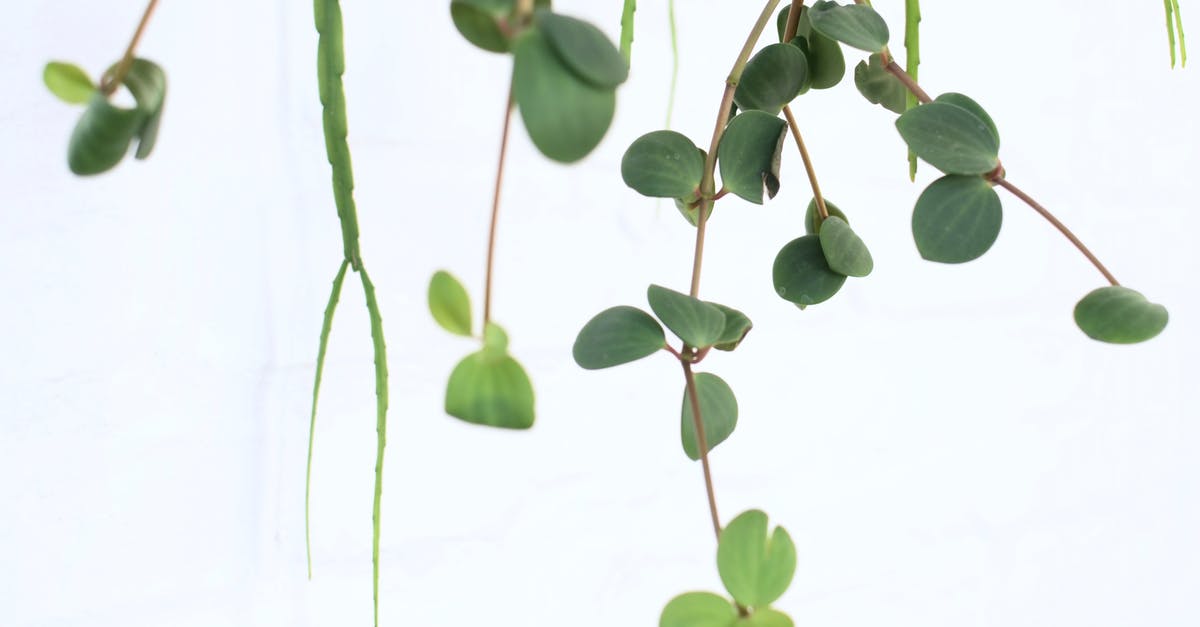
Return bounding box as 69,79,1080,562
2,1,1197,626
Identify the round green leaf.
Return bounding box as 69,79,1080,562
450,0,512,53
483,321,509,354
709,303,753,351
717,510,797,608
536,11,628,89
44,61,94,105
647,284,727,349
798,32,846,90
772,235,847,307
445,350,535,429
622,131,705,198
734,43,808,114
514,30,616,163
681,373,738,461
912,175,1003,263
896,102,1000,175
807,1,889,53
741,609,795,627
120,58,167,160
428,270,473,336
854,53,906,114
718,111,788,205
934,92,999,145
819,216,873,277
67,93,145,175
660,592,738,627
1074,286,1168,344
573,305,667,369
804,197,849,235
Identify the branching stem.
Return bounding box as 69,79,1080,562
100,0,160,96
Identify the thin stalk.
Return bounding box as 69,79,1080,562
682,361,722,538
783,0,804,42
665,0,680,127
782,106,829,220
992,178,1120,286
100,0,161,96
883,57,932,104
360,269,390,627
483,84,515,328
904,0,921,179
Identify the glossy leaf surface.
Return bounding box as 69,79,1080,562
718,111,787,205
1074,286,1168,344
896,101,1000,175
681,373,738,460
734,43,808,114
717,510,797,608
573,306,667,369
660,592,738,627
428,271,473,336
538,11,628,88
445,350,535,429
44,61,94,104
772,235,846,307
647,284,726,349
622,131,705,198
819,216,873,277
807,1,889,53
912,175,1002,263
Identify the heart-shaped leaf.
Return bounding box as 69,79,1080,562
660,592,738,627
445,349,535,429
647,284,727,349
912,175,1003,263
537,11,628,89
734,43,808,114
1074,286,1169,344
854,53,906,114
804,197,849,235
717,510,797,608
681,373,738,460
709,303,753,351
428,270,473,336
896,100,1000,175
819,216,873,277
807,1,889,53
772,235,846,307
718,111,788,205
622,131,705,198
514,29,615,163
573,305,667,369
44,61,94,105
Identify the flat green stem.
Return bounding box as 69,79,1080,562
360,268,390,627
305,259,350,580
620,0,637,63
316,0,363,270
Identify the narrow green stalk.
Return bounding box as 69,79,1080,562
620,0,637,63
315,0,363,270
665,0,680,127
305,259,350,580
905,0,921,180
1167,0,1188,67
360,269,390,627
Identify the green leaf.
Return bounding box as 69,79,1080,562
622,131,705,198
681,373,738,460
514,29,616,163
43,61,94,105
717,510,797,608
67,93,144,175
717,111,788,205
120,59,167,160
854,53,906,114
741,609,795,627
804,198,848,235
537,11,628,89
807,1,889,53
428,270,473,336
709,303,753,351
895,101,1000,175
449,0,513,53
1074,286,1168,344
911,175,1002,263
660,592,738,627
734,43,808,114
445,349,535,429
797,33,846,90
933,92,999,145
647,284,727,349
573,305,667,369
772,235,847,307
483,321,509,354
819,216,873,277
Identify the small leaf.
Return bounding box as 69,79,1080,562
718,111,788,205
514,29,616,163
67,94,145,175
573,305,667,369
622,131,705,198
934,92,999,145
709,303,753,351
537,11,629,89
43,61,94,105
797,32,846,90
445,350,535,429
772,235,846,307
717,510,797,608
807,1,890,53
734,43,808,114
896,101,1000,175
483,322,509,354
803,197,849,235
660,592,738,627
428,270,473,336
450,0,513,53
819,216,873,277
741,609,795,627
121,59,167,160
647,284,727,349
681,373,738,460
1074,286,1168,344
854,53,906,114
912,175,1002,263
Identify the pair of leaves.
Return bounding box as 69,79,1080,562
776,5,847,91
660,594,792,627
429,271,535,429
774,200,872,307
896,92,1000,176
47,59,168,175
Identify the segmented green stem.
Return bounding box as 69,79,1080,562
620,0,637,63
360,269,390,627
905,0,921,179
305,260,350,580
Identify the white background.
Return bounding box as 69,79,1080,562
2,1,1197,626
